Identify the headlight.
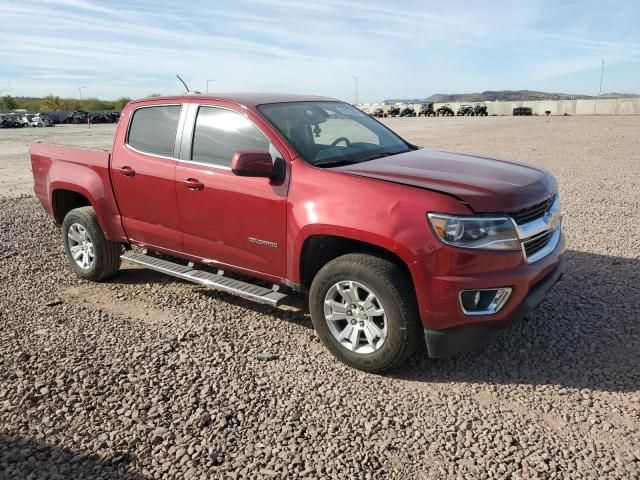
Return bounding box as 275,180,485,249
427,214,520,250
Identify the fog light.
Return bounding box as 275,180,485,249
459,288,512,316
473,290,481,307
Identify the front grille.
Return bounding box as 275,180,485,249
509,195,555,225
523,229,554,258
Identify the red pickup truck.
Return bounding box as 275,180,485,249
30,93,565,372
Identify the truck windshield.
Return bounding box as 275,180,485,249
257,101,411,167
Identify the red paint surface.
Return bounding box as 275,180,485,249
30,94,565,331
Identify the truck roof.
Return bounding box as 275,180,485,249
129,93,338,108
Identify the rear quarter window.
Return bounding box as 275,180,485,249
127,105,182,157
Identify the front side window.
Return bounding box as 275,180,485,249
257,101,411,167
191,107,272,167
127,105,181,157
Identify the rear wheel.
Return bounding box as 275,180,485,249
62,207,122,281
309,253,422,372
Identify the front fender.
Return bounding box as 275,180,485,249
292,223,418,282
285,161,472,305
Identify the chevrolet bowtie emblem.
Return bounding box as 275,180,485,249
544,209,559,229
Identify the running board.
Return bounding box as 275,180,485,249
120,251,287,306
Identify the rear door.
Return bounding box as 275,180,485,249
175,103,289,279
111,103,186,251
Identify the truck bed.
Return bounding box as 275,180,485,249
29,143,126,242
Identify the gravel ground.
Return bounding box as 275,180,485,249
1,117,639,479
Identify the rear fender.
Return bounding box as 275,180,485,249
48,161,127,242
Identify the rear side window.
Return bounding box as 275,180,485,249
127,105,182,157
191,107,271,167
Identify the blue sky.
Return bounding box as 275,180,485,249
1,0,639,102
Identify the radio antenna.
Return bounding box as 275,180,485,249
176,74,190,92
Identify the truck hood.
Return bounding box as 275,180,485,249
334,148,556,212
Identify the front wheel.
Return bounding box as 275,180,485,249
309,254,422,372
62,207,122,281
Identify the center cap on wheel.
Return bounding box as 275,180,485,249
346,300,374,325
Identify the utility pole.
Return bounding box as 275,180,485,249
594,58,604,115
352,75,358,105
79,86,87,98
206,79,215,93
598,58,604,101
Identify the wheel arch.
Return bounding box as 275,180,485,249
52,188,92,224
298,234,417,296
48,176,128,243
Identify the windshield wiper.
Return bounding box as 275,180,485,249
360,148,413,162
358,152,393,162
313,159,360,168
314,150,408,168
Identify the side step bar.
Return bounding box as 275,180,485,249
121,251,287,306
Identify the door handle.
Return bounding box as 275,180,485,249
119,166,135,177
183,178,204,190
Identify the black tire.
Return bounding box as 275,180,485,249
62,207,122,281
309,253,422,373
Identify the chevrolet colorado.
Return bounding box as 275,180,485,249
30,94,565,372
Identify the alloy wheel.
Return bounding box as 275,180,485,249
67,223,95,270
323,280,388,354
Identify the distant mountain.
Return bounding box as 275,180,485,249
598,92,640,99
383,90,640,103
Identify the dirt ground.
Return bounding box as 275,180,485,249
0,124,115,198
1,117,639,479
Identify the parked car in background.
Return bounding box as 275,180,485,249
418,103,436,116
399,106,416,117
11,113,30,127
22,114,35,126
106,111,121,123
457,104,475,116
7,114,25,127
436,104,455,116
474,103,488,116
372,108,386,118
31,113,55,127
386,106,401,117
89,113,108,124
513,107,533,116
65,110,89,124
30,93,565,372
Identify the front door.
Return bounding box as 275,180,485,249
111,104,184,251
175,105,288,279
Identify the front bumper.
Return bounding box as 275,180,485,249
423,256,565,358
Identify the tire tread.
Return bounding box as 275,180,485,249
62,207,121,281
309,253,422,372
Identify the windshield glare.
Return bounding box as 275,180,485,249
257,101,410,166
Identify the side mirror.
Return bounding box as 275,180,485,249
231,151,285,181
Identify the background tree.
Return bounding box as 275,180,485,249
40,95,64,111
114,97,131,110
5,95,128,112
1,95,18,110
83,97,115,111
